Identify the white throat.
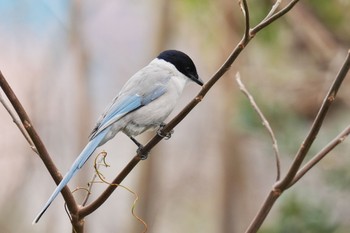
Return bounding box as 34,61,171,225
151,58,189,92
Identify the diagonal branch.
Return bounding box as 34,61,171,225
245,49,350,233
275,49,350,190
263,0,283,22
0,91,38,154
251,0,300,35
0,71,79,221
289,124,350,187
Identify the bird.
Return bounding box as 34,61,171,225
33,49,203,224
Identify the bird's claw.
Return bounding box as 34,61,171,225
130,136,148,159
137,145,149,160
157,124,173,140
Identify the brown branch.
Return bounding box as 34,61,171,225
289,124,350,187
236,73,281,181
275,49,350,190
246,190,281,233
263,0,283,21
239,0,250,43
0,71,79,225
245,49,350,233
0,91,38,154
251,0,300,36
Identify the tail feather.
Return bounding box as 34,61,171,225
32,130,108,224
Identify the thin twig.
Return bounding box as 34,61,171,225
0,91,38,154
289,125,350,187
239,0,251,43
236,73,281,181
251,0,300,35
79,155,141,217
262,0,283,22
92,153,148,233
80,151,110,207
0,71,79,228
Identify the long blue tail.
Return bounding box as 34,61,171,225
32,130,108,224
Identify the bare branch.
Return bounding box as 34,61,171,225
275,49,350,190
251,0,300,35
245,49,350,233
289,125,350,187
263,0,283,22
0,91,38,154
0,71,79,225
239,0,251,43
245,189,281,233
236,73,281,181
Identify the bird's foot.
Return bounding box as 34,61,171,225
130,136,148,160
157,123,173,140
137,145,149,160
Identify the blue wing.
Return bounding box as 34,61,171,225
90,84,167,138
33,84,168,224
89,94,142,139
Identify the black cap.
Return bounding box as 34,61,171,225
158,50,203,86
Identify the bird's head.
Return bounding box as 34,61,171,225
157,50,203,86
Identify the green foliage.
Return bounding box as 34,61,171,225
306,1,350,39
260,195,339,233
308,1,346,26
180,0,211,13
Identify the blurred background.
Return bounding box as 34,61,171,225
0,0,349,232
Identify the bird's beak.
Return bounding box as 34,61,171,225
191,74,204,86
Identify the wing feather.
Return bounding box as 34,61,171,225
89,68,170,140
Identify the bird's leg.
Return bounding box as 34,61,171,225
157,123,174,140
129,136,148,160
130,136,142,147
